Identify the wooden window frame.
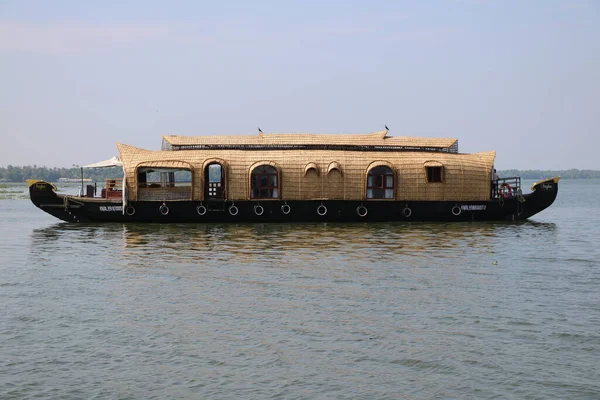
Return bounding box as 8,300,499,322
426,166,444,183
205,162,226,200
250,165,280,199
366,166,395,200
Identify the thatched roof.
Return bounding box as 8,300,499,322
161,130,459,152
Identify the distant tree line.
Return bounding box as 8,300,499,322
0,165,123,182
499,169,600,179
1,165,599,182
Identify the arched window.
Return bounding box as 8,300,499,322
367,166,394,199
251,165,279,199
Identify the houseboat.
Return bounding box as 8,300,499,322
28,129,559,223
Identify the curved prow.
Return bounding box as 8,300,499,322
28,179,61,206
531,176,561,192
517,176,560,220
28,180,58,197
28,180,73,222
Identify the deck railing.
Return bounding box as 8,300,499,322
103,178,123,199
492,176,522,199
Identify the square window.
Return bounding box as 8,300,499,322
427,167,443,183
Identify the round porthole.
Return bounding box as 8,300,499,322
356,205,368,217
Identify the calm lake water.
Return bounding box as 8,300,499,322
1,180,599,399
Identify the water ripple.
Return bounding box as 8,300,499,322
1,182,600,398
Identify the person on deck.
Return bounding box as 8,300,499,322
491,168,499,198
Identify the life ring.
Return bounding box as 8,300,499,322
254,204,264,216
281,204,291,215
356,205,368,217
159,204,169,216
197,205,207,216
317,204,327,216
499,183,513,199
403,207,412,218
125,205,135,216
452,205,462,216
229,205,238,216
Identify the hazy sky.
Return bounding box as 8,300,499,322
1,0,598,169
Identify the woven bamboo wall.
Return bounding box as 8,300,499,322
301,167,321,200
117,143,495,202
325,169,345,200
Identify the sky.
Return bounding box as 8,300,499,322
0,0,598,170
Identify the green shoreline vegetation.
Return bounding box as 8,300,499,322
499,169,600,179
0,166,123,183
0,165,599,183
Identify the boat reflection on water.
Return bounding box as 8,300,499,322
30,221,557,271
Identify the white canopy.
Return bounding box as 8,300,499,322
82,156,123,168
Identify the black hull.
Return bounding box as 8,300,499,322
29,179,560,223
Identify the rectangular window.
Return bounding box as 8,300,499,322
137,168,192,201
427,166,443,183
208,164,222,183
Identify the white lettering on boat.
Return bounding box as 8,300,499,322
541,184,553,190
99,206,122,212
461,205,486,211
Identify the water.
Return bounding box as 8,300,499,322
1,180,599,399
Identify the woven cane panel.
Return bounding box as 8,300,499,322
117,143,495,202
138,187,192,201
